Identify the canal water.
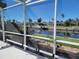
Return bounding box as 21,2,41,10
34,30,79,39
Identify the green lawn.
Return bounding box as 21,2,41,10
33,34,79,43
32,34,79,48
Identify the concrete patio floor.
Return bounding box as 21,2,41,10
0,41,48,59
0,40,68,59
0,41,10,48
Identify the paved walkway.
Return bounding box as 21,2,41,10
0,40,68,59
0,40,48,59
0,46,48,59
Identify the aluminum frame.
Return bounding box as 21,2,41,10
53,0,58,59
0,0,57,59
3,0,46,10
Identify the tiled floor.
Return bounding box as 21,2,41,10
0,41,48,59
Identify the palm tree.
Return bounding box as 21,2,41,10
37,18,43,31
37,18,42,25
61,13,64,26
37,18,42,27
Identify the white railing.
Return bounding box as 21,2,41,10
0,29,79,46
0,30,52,41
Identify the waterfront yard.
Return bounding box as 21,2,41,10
32,34,79,48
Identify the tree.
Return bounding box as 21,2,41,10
0,0,7,8
57,20,59,26
28,18,32,26
61,13,64,26
37,18,47,30
37,18,42,25
76,18,79,26
60,20,63,26
37,18,42,28
68,18,73,27
29,18,32,23
64,18,73,27
12,19,16,23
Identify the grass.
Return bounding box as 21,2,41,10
56,36,79,43
33,34,79,43
32,34,79,48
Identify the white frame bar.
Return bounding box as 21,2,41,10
22,0,27,50
2,0,47,50
3,0,46,10
0,0,58,58
53,0,58,59
3,3,22,10
0,8,5,42
0,30,79,46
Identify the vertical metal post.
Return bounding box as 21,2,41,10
0,8,5,42
23,0,27,50
53,0,58,59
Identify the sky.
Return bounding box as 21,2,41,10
3,0,54,22
2,0,79,22
57,0,79,21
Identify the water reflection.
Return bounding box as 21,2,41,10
34,29,79,39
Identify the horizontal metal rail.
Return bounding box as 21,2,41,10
0,30,24,36
0,30,52,40
6,39,60,58
0,30,79,46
